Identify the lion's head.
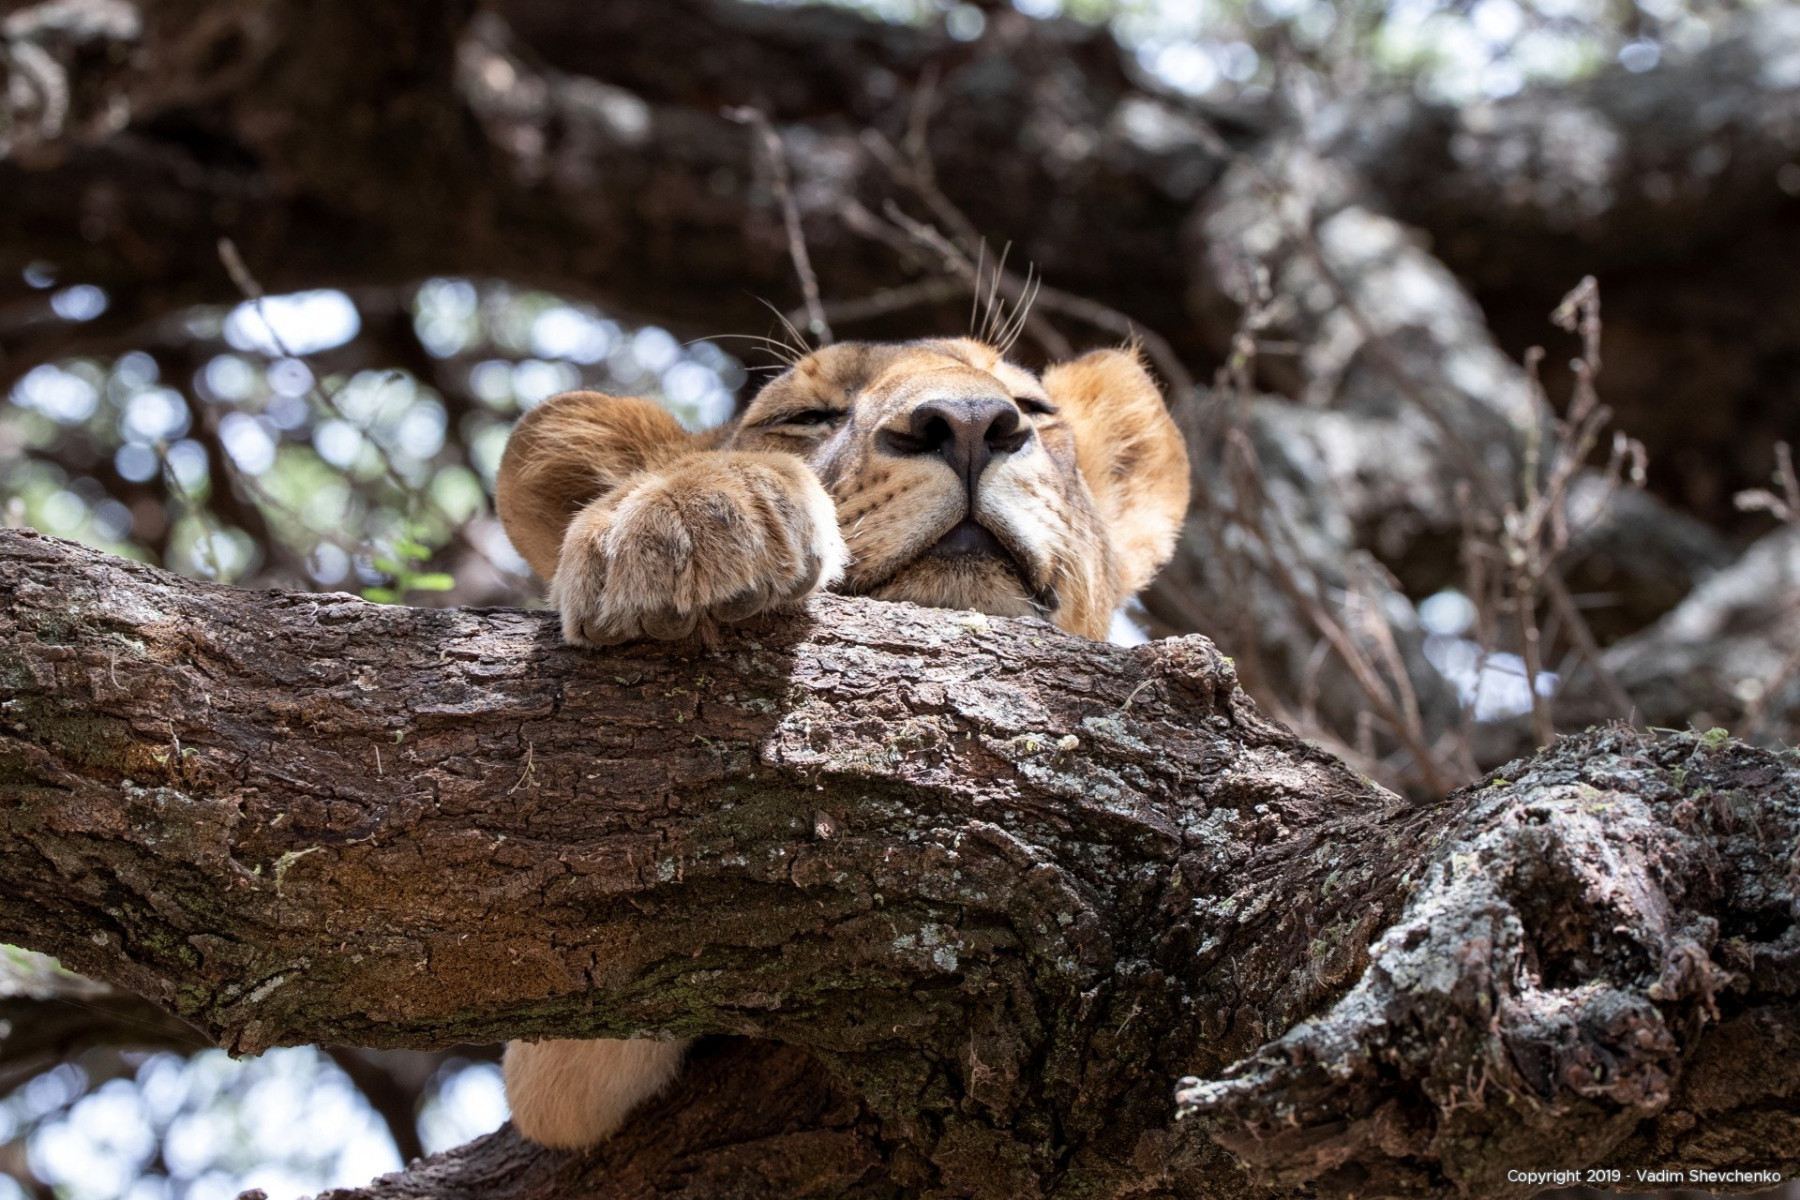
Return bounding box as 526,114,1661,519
498,337,1190,646
728,338,1189,639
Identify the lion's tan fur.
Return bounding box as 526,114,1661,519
495,338,1188,1147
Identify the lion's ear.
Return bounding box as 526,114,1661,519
1041,348,1190,594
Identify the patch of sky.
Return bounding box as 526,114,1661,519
12,364,99,424
51,284,109,322
224,291,362,357
1419,588,1561,721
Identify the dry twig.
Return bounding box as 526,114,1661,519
725,106,833,347
1733,441,1800,738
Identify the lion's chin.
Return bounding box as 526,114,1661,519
868,556,1045,620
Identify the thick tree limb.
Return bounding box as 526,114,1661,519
1336,8,1800,525
1342,6,1800,290
2,529,1797,1197
3,0,1794,763
0,0,1229,382
0,526,1406,1192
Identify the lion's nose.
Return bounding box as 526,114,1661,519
882,397,1028,492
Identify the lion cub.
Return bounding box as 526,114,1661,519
495,338,1188,1148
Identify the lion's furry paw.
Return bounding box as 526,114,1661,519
504,1037,691,1149
551,451,847,647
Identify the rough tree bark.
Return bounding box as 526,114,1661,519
7,0,1795,756
2,528,1796,1198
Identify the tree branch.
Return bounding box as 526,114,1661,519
0,0,1228,382
2,529,1797,1197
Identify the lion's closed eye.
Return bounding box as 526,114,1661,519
762,408,846,430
